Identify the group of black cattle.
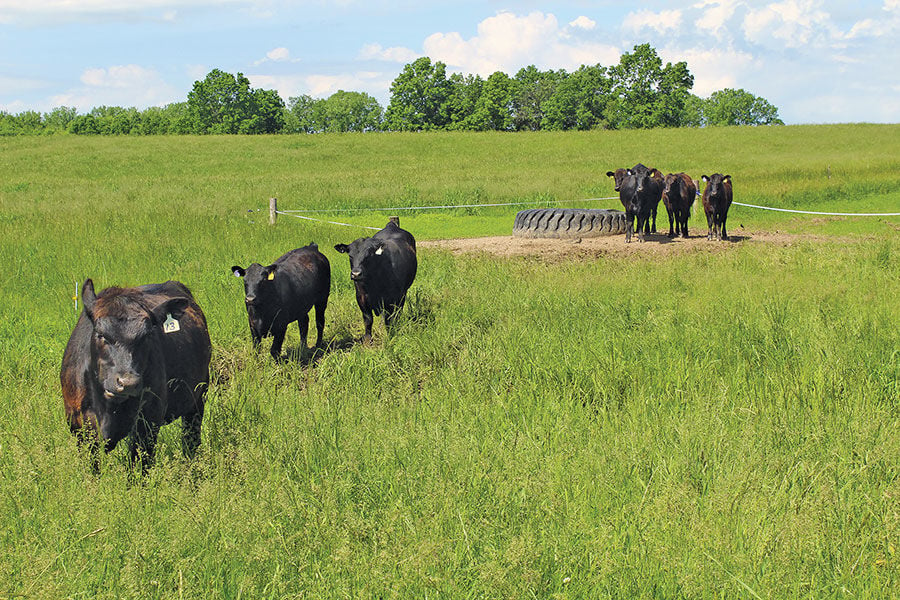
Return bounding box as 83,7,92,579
60,220,417,470
606,163,733,243
59,167,735,471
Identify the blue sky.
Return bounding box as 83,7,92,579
1,1,898,124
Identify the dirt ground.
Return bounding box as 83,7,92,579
420,229,819,261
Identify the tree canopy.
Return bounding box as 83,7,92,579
0,48,784,136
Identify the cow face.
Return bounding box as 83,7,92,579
664,173,681,196
82,279,188,402
606,168,628,191
702,174,732,198
334,238,385,282
231,263,278,341
627,167,655,194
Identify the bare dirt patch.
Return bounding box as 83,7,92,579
420,229,819,261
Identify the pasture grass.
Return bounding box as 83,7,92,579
0,125,898,598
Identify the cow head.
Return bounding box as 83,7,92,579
231,263,278,341
626,165,656,194
606,168,628,191
82,279,188,402
334,238,385,282
664,173,681,196
701,174,732,197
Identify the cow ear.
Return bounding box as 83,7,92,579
151,297,191,326
231,266,245,278
724,175,731,180
265,265,277,281
334,244,349,254
82,279,97,321
627,169,633,176
606,171,614,177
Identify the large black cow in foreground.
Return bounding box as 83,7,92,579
618,163,664,242
609,164,664,236
701,173,733,241
335,221,417,342
61,280,211,470
231,243,330,359
662,172,697,238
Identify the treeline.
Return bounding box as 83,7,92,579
0,44,782,136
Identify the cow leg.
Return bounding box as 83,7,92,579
625,213,635,243
720,212,729,241
128,415,159,473
181,406,204,459
314,300,326,348
269,324,287,360
361,307,375,342
650,206,657,233
667,207,675,237
636,214,647,242
706,212,714,240
680,212,689,238
297,313,310,351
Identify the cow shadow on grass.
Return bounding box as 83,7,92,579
282,335,358,366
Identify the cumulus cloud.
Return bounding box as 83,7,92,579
249,71,393,102
254,47,300,66
568,16,596,30
358,43,420,63
742,0,839,48
419,11,620,76
622,9,683,35
51,64,179,110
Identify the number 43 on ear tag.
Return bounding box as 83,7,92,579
163,313,181,334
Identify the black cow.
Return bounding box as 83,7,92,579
618,163,663,242
60,279,211,470
231,243,330,359
662,172,697,238
701,174,733,241
608,164,663,234
334,221,417,341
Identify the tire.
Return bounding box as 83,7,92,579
512,208,627,239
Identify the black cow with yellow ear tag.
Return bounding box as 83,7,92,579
231,242,330,359
334,221,417,342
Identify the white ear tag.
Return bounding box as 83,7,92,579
163,313,181,334
375,246,384,255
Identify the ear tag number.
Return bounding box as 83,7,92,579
163,313,181,334
267,271,275,281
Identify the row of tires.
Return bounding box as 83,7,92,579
512,208,627,238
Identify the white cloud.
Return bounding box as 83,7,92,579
248,71,393,102
253,47,300,66
742,0,839,48
420,11,620,76
622,9,683,35
569,16,596,30
693,0,740,40
358,43,420,63
51,64,180,110
663,47,757,96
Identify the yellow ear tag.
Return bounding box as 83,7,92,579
267,272,275,281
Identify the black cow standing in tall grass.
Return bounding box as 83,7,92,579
231,243,331,360
335,221,417,342
617,163,664,242
701,174,733,241
60,279,211,471
609,163,664,237
662,172,697,238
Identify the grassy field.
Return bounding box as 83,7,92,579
0,125,898,598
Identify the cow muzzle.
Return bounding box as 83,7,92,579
105,372,143,399
350,270,363,280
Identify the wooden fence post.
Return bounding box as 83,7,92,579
269,198,277,225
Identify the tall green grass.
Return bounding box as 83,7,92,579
0,126,898,598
